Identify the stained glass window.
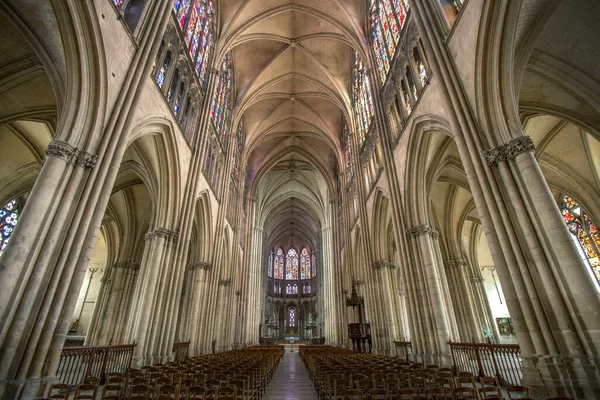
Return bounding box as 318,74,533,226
303,284,312,295
172,0,214,89
274,248,284,280
274,282,281,294
311,252,317,278
112,0,125,9
300,248,311,279
560,195,600,290
211,53,234,147
268,250,274,278
286,248,299,280
231,122,244,181
342,118,354,182
0,199,19,255
370,0,408,83
353,53,375,146
289,308,296,326
286,284,298,295
156,51,172,88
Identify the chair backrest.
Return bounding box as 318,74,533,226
453,386,476,399
479,386,502,398
398,387,418,399
101,383,122,399
371,388,391,400
506,385,531,399
83,376,100,385
74,383,98,399
48,383,71,399
425,387,449,400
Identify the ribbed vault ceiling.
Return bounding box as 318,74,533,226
217,0,367,248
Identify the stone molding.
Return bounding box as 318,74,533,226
144,227,179,242
372,260,396,270
483,136,535,166
405,224,438,238
219,278,232,286
44,140,98,169
113,261,140,270
443,259,467,269
470,276,485,284
188,261,213,271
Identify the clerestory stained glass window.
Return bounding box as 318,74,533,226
231,122,244,182
560,195,600,290
172,0,215,89
370,0,408,83
267,250,274,278
289,307,296,326
342,118,354,182
0,199,19,255
211,53,234,147
353,53,375,146
286,248,299,280
274,247,284,280
303,284,312,295
300,248,311,279
311,252,317,278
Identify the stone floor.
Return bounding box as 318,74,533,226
262,351,318,400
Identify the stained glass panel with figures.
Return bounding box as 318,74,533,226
274,247,284,280
286,248,299,280
311,252,316,278
353,53,375,146
300,248,311,279
211,53,233,147
268,251,274,278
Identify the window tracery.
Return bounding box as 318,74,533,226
289,307,296,327
267,250,273,278
211,53,234,148
274,247,284,280
286,248,299,280
0,199,19,255
560,195,600,290
311,252,316,278
300,248,311,280
342,119,354,183
353,53,375,147
370,0,409,84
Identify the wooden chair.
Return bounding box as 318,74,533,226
156,384,178,400
73,383,98,400
129,384,151,399
453,386,476,399
341,389,363,400
101,383,123,399
185,385,207,399
425,387,451,400
479,386,502,399
370,388,391,400
398,387,418,399
47,383,71,399
506,385,531,399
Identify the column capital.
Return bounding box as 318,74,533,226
219,278,232,286
372,260,396,270
405,223,438,238
483,136,535,166
144,227,179,242
188,261,213,271
113,261,140,270
443,259,467,269
44,140,98,169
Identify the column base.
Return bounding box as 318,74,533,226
522,355,600,399
0,376,52,400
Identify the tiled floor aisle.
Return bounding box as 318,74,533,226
262,351,318,400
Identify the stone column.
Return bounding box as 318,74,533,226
372,260,401,352
186,262,212,355
483,136,600,397
126,227,179,367
443,259,483,341
86,261,140,345
405,224,454,364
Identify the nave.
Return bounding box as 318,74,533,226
0,0,599,399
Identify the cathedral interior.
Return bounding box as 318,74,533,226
0,0,599,398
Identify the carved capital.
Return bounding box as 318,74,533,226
45,140,76,162
443,259,467,269
188,261,213,271
76,150,98,169
219,278,232,286
113,261,140,271
484,136,535,166
372,260,396,270
405,224,438,238
144,227,179,242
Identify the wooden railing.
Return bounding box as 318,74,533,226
173,341,190,361
393,341,412,361
449,341,522,386
57,344,135,386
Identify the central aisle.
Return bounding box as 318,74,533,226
263,351,318,400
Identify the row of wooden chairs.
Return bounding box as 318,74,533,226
299,346,572,400
46,346,284,399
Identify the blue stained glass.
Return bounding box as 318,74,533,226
0,200,19,254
